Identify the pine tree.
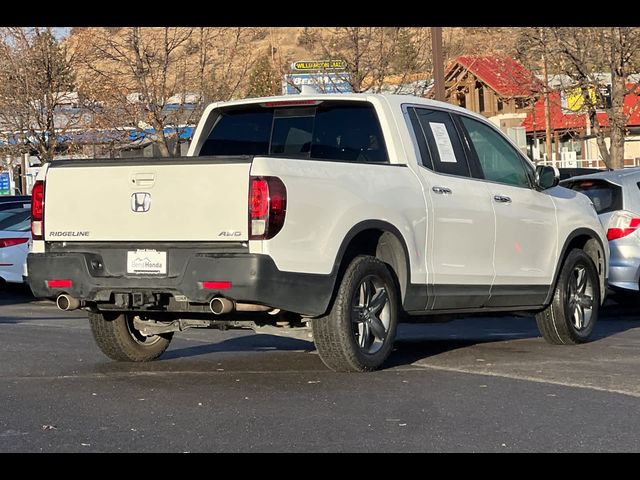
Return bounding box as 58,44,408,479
247,54,280,98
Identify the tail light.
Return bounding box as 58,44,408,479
31,180,45,240
0,237,29,248
607,211,640,241
249,176,287,240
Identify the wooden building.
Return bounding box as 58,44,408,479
443,55,541,117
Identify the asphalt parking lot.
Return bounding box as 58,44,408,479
2,284,640,452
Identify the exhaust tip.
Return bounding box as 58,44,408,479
56,294,80,311
210,297,234,315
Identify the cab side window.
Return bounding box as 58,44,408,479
458,116,532,188
410,107,471,178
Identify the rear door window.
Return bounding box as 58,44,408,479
564,179,623,214
410,107,471,177
199,101,388,163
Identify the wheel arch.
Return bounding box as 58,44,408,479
329,220,412,309
546,228,607,306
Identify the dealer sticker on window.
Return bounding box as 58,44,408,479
127,249,167,275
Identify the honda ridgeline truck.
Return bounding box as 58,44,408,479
27,94,609,372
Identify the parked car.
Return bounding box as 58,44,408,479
562,168,640,294
0,206,31,284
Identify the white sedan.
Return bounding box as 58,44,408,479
0,206,31,284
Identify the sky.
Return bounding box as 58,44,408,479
52,27,71,40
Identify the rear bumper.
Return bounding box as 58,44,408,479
27,250,335,316
608,245,640,292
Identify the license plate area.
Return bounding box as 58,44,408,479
126,249,167,275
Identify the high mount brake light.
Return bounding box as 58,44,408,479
260,100,323,107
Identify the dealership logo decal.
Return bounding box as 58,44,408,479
131,256,163,270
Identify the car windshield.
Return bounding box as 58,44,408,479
0,207,30,232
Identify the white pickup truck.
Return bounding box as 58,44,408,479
27,93,608,372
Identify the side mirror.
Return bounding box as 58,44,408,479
536,165,560,190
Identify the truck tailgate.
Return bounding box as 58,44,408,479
44,158,251,242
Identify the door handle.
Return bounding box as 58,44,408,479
432,186,452,195
493,195,512,203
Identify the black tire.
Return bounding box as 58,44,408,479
312,255,399,372
536,249,600,345
89,312,173,362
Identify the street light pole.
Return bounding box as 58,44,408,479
431,27,445,102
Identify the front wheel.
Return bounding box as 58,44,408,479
89,312,173,362
312,255,399,372
536,249,600,345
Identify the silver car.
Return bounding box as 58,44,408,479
563,168,640,293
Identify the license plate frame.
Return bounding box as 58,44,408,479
126,249,167,275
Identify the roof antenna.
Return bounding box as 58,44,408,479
299,85,319,95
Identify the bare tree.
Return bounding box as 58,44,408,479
72,27,197,157
306,27,432,94
0,27,80,162
551,27,640,169
520,27,640,169
516,27,559,163
194,27,260,106
71,27,260,157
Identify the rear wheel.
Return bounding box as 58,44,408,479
89,312,173,362
312,255,399,372
536,249,600,345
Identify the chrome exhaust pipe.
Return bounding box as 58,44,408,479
56,294,81,311
210,297,235,315
235,303,271,312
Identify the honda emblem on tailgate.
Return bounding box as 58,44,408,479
131,192,151,212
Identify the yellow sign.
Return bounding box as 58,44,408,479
292,60,346,71
564,87,597,112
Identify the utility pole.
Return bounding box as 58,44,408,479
431,27,445,101
539,28,554,166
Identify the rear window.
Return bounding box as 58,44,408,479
199,101,389,163
564,179,623,214
0,207,30,232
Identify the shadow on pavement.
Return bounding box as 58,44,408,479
162,334,314,359
0,282,35,306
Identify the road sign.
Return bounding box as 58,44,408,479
291,60,346,71
0,171,11,195
283,73,352,95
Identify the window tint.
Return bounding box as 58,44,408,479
0,207,30,232
412,108,470,177
199,102,388,163
0,201,30,212
270,109,314,156
200,110,272,156
311,105,388,163
565,179,623,214
459,115,531,188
